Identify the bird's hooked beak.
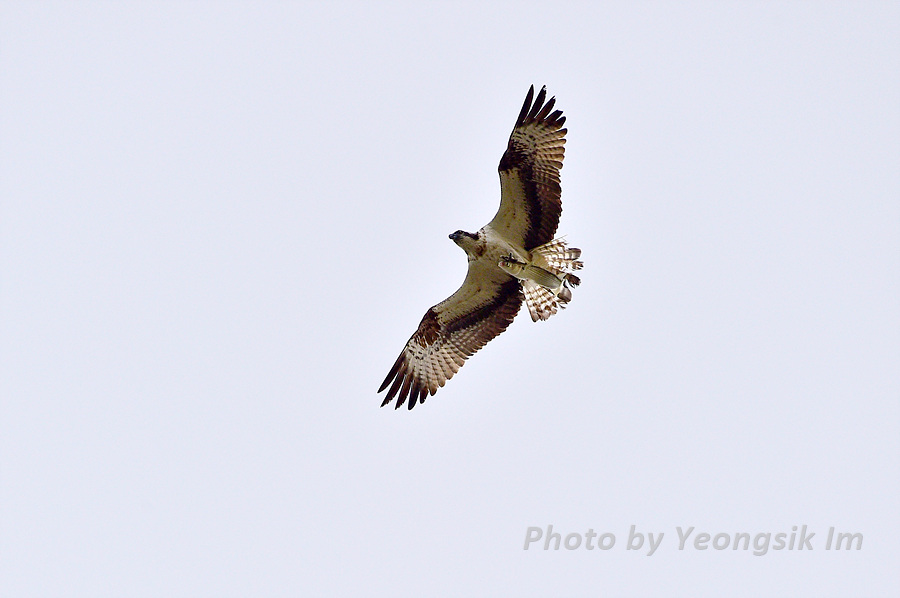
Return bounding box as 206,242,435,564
449,231,460,241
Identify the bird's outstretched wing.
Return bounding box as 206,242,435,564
489,85,567,250
378,263,522,410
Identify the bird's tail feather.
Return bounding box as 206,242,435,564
522,281,561,322
522,237,582,322
522,279,572,322
533,237,583,273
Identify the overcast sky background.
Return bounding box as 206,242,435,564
2,1,898,596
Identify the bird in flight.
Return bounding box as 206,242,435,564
378,85,583,409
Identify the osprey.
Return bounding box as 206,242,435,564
378,85,583,409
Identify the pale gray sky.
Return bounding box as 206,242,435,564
2,1,898,596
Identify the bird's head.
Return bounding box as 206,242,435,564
449,230,479,254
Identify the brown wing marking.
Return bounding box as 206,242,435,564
490,85,567,250
378,278,523,410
